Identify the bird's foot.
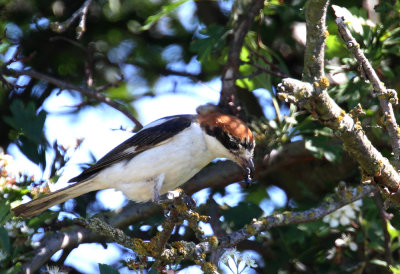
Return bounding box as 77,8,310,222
156,189,196,211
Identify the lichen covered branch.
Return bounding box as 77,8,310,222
156,185,374,261
303,0,330,81
335,15,400,169
277,78,400,204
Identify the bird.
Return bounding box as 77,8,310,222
12,104,255,218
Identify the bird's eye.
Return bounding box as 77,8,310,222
227,139,239,150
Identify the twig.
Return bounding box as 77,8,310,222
335,14,400,169
303,0,330,81
3,68,143,128
80,217,137,250
372,188,393,266
49,36,87,51
241,61,289,79
277,78,400,205
0,46,35,89
50,0,93,39
219,0,265,112
245,45,290,78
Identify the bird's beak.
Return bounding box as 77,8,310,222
238,157,255,182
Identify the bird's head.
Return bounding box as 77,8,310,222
197,104,256,180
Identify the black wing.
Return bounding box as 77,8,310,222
69,115,195,183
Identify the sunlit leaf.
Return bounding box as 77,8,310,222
141,0,189,31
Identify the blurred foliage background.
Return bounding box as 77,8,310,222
2,0,400,273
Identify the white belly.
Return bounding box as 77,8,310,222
93,124,216,202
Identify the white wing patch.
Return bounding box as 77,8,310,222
141,116,179,130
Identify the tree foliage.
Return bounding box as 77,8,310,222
1,0,400,273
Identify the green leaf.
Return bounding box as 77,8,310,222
0,199,12,228
390,265,400,274
370,259,388,267
98,263,119,274
141,0,189,31
105,83,129,100
3,99,47,165
223,202,263,230
0,228,10,254
245,185,269,204
325,35,347,59
304,136,342,162
387,221,400,241
190,25,227,63
0,264,21,274
4,100,46,145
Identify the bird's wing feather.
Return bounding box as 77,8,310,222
69,115,195,183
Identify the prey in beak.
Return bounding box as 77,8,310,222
238,157,255,187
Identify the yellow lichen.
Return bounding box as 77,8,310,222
278,93,288,101
209,236,219,248
319,76,330,89
354,121,363,131
201,262,218,274
324,30,330,38
313,81,320,88
245,224,257,235
172,241,185,255
132,238,149,255
337,110,346,123
374,160,384,176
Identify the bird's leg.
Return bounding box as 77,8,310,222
182,195,196,210
152,174,165,202
157,188,196,211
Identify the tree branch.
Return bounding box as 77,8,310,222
50,0,93,39
303,0,330,81
154,185,375,262
277,78,400,204
372,188,393,266
334,14,400,169
4,68,143,129
219,0,265,112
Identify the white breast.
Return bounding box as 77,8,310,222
93,123,218,202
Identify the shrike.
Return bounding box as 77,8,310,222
13,104,255,218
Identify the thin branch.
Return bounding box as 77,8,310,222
3,68,143,129
334,14,400,169
21,202,160,273
219,0,265,112
245,44,290,78
241,61,289,79
49,36,87,51
50,0,93,39
277,78,400,204
303,0,330,81
77,217,137,250
153,185,375,262
372,188,393,266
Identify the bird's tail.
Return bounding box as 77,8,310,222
12,180,98,218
